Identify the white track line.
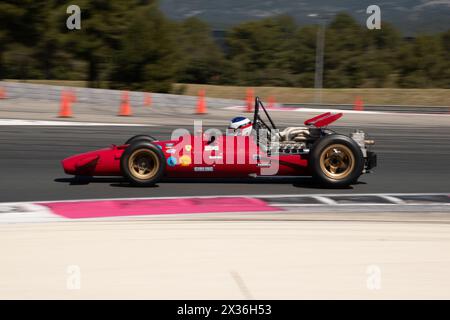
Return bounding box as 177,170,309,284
312,196,338,205
0,193,448,224
293,107,449,116
0,119,151,126
0,203,65,223
378,195,406,204
0,193,447,205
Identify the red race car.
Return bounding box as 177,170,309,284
62,97,376,187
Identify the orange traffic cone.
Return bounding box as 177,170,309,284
196,89,207,114
354,96,364,111
0,87,6,99
59,90,73,118
246,88,254,112
144,92,152,107
118,91,132,116
268,95,275,109
68,90,77,103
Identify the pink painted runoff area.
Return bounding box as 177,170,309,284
39,197,280,219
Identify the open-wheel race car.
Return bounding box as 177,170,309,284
62,97,376,187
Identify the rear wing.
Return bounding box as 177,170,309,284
304,112,343,127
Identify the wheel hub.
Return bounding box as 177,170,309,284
319,144,355,180
128,149,159,180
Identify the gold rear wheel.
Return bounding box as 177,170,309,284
319,144,355,180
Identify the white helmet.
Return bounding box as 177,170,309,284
227,116,253,136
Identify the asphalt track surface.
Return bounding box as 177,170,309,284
1,108,450,299
1,124,449,203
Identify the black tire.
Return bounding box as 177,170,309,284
120,141,165,186
125,134,156,145
309,134,364,187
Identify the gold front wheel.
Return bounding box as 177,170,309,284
128,148,160,180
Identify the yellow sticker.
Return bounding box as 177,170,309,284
179,155,192,166
185,145,192,152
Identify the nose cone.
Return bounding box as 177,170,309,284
62,153,100,175
62,156,77,175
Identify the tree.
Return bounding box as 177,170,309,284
60,0,154,87
323,13,368,87
360,22,401,87
288,25,318,87
397,34,446,87
176,18,228,84
440,30,450,87
0,1,448,89
109,3,178,92
226,15,297,86
0,0,48,79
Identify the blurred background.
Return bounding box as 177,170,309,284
0,0,449,104
1,1,450,300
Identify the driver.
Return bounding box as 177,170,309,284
226,116,253,136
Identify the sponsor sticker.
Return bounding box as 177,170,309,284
194,167,214,172
185,145,192,152
257,162,271,167
209,155,223,160
167,156,177,167
166,148,176,154
165,143,174,147
204,145,219,151
253,154,270,162
179,155,192,166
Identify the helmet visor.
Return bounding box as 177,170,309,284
226,123,252,136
